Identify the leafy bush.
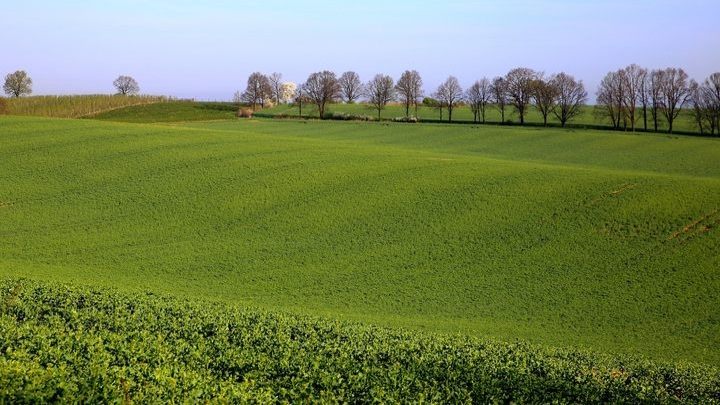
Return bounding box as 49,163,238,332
322,111,372,121
1,278,718,403
422,97,439,107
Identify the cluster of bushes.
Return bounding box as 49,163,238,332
1,278,718,403
392,116,418,123
322,111,373,121
0,97,7,114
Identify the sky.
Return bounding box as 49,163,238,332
3,0,719,101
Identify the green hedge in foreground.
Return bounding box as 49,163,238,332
0,279,718,403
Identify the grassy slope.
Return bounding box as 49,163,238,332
1,116,719,365
88,101,236,122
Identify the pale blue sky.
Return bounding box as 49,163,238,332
3,0,719,100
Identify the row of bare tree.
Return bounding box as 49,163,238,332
237,68,720,134
597,65,720,134
429,69,588,127
238,69,589,126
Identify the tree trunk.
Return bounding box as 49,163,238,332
642,105,647,131
653,109,658,132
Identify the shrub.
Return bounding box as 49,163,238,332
323,111,372,121
392,116,418,123
237,107,253,118
0,97,7,114
422,97,439,107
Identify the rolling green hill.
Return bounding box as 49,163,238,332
1,115,719,367
88,100,236,122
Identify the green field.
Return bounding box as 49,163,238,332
2,111,719,368
89,100,236,122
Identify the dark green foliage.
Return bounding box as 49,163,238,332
1,279,718,403
322,111,373,121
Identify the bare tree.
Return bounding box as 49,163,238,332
395,70,423,117
656,67,691,134
649,70,664,132
689,80,711,135
531,75,559,126
338,71,362,104
505,68,538,124
365,74,395,119
703,73,720,135
113,75,139,96
3,70,32,97
619,64,647,132
552,72,587,127
596,71,624,129
268,72,283,105
491,77,508,123
304,70,340,118
241,72,272,110
434,76,463,122
465,78,492,123
295,85,305,117
638,70,651,131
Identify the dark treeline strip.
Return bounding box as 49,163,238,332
1,278,719,403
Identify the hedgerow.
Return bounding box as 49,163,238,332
1,279,718,403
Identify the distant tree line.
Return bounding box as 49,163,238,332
597,65,720,134
4,67,718,135
235,67,719,134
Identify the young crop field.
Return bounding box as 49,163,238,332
1,112,719,372
4,94,169,118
